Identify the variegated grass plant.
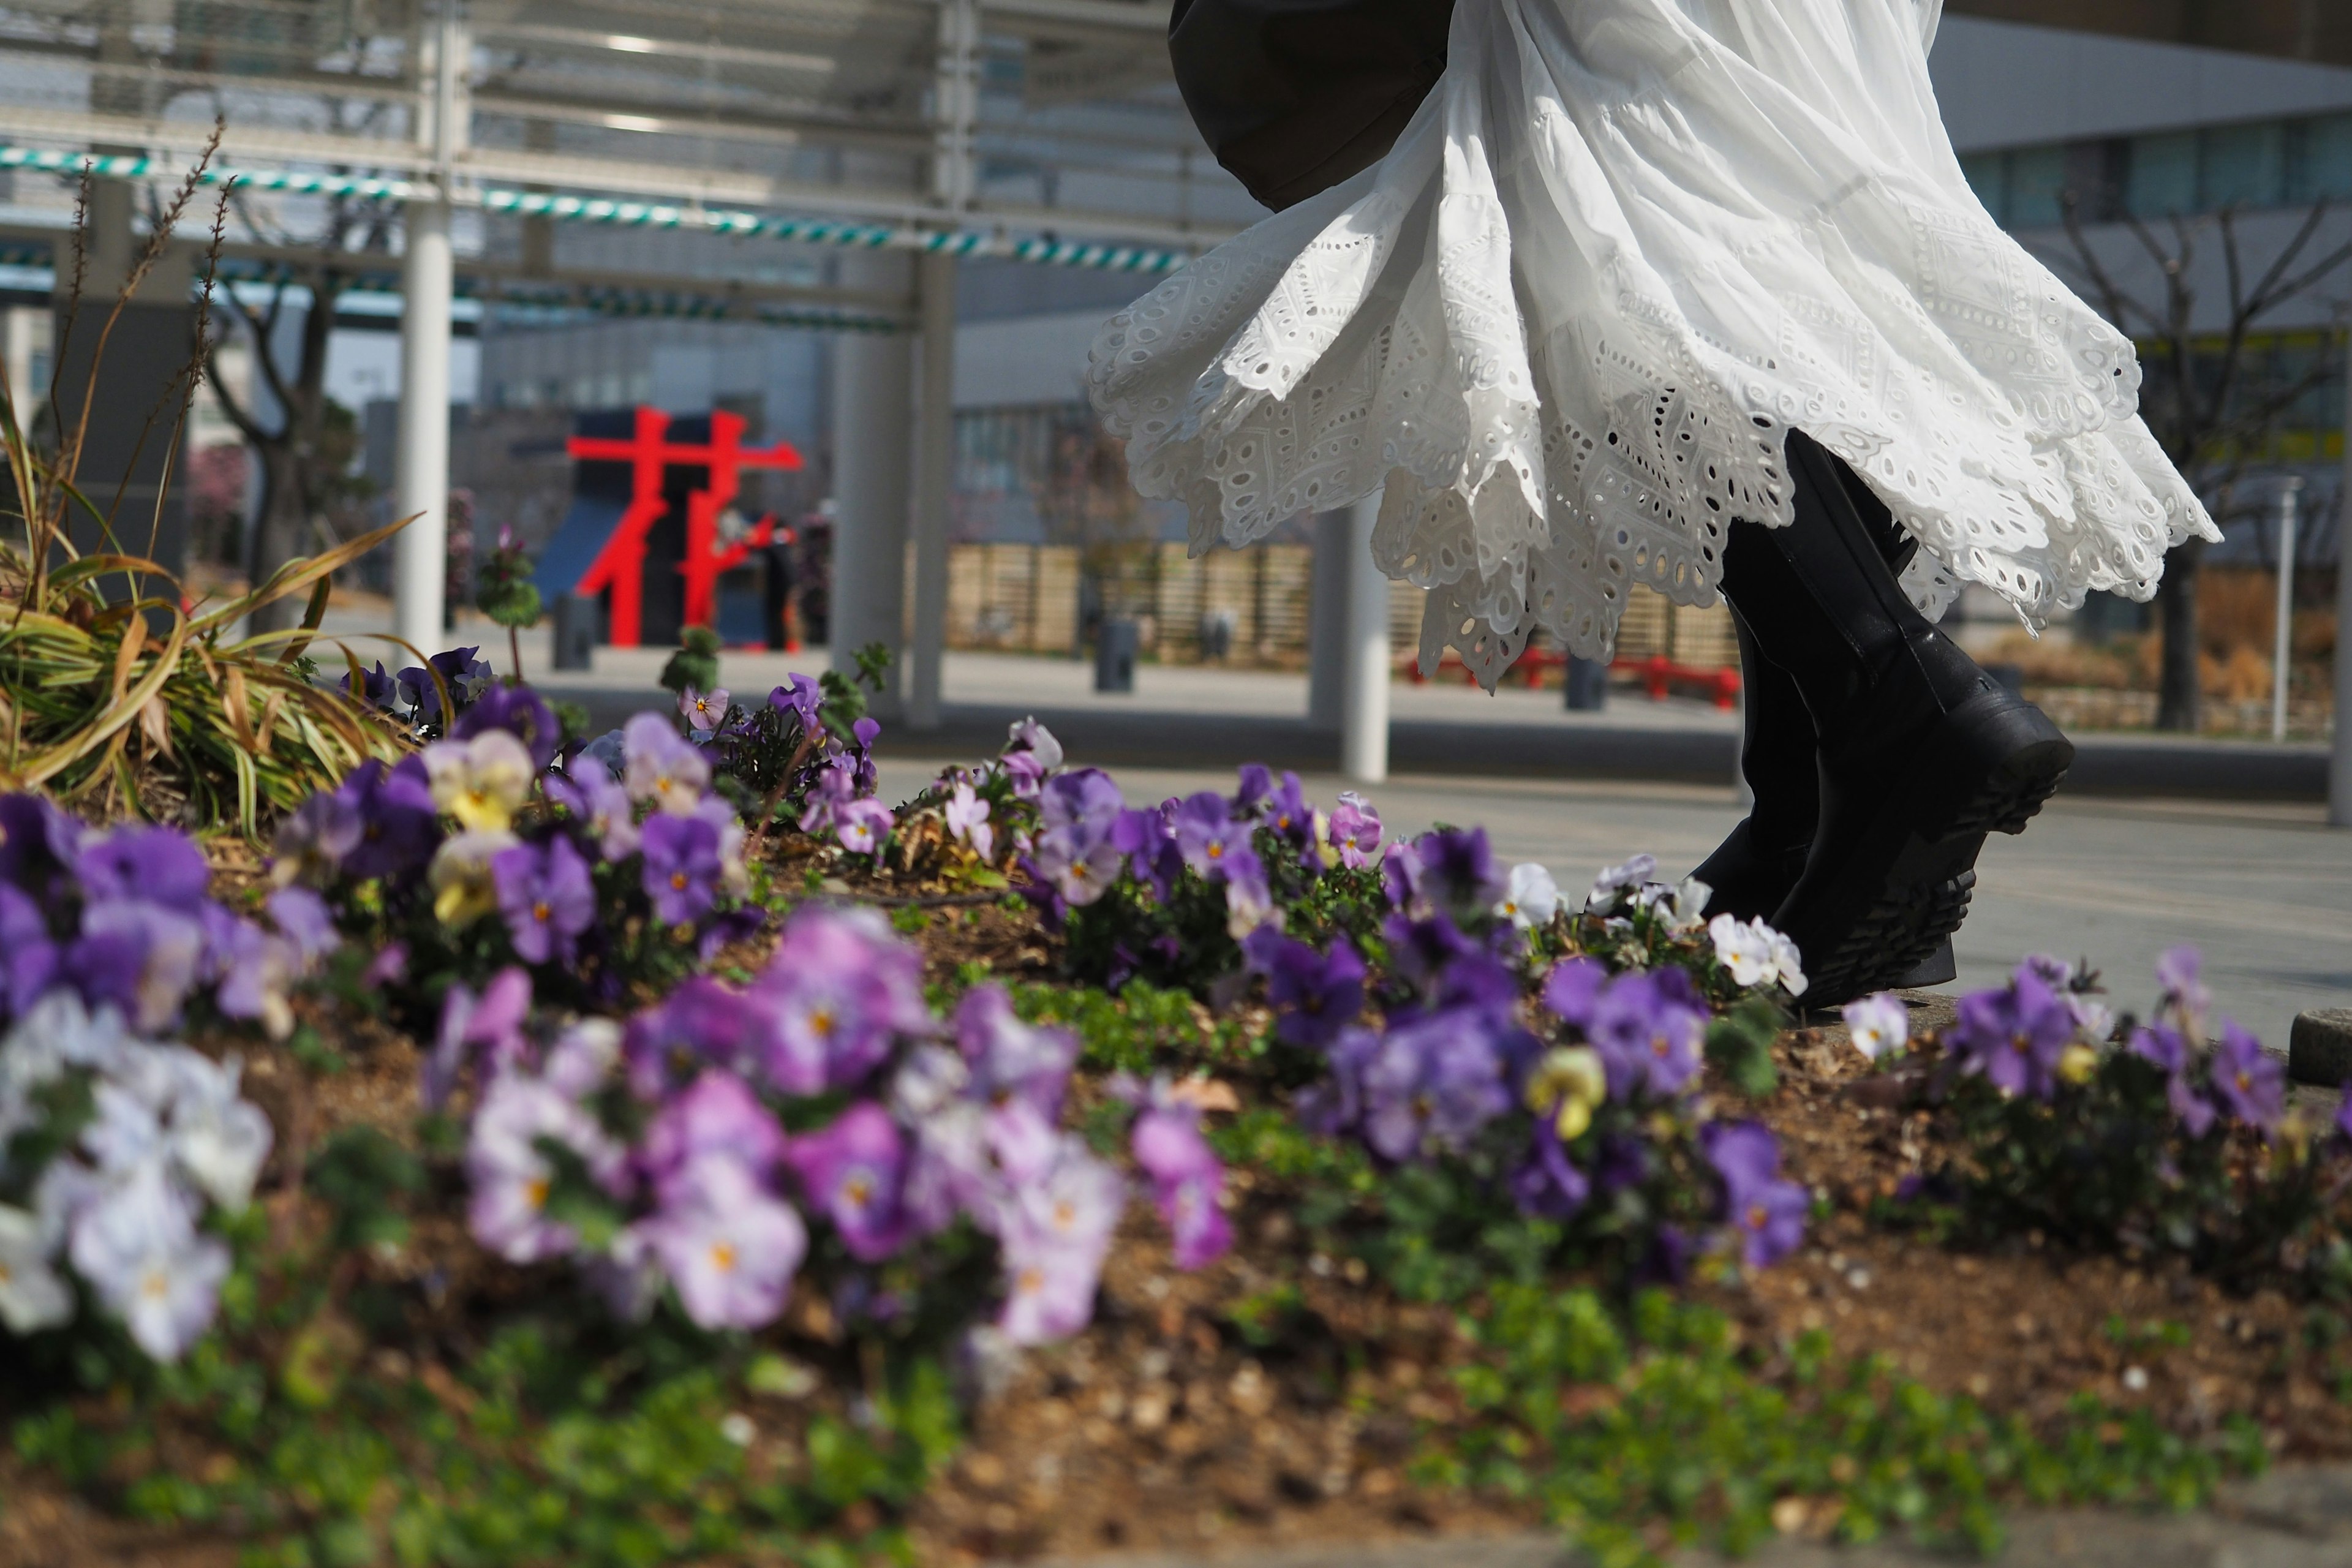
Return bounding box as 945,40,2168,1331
0,137,411,833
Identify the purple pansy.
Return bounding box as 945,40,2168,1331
749,907,931,1093
272,790,364,889
1130,1090,1231,1270
679,685,731,733
1035,769,1126,905
1542,957,1609,1029
1510,1115,1593,1219
336,757,442,880
1415,828,1506,922
955,984,1079,1117
1358,1008,1512,1163
1170,792,1253,883
546,766,640,862
74,900,203,1033
640,813,722,925
452,682,560,770
787,1101,914,1262
423,966,532,1109
2128,1022,2216,1137
623,975,759,1096
2209,1022,2283,1131
339,660,398,711
1327,791,1381,869
639,1152,807,1330
492,835,598,964
1243,929,1365,1047
0,883,60,1017
834,797,895,858
77,827,211,914
1950,967,2076,1099
771,674,824,732
1703,1120,1808,1268
1588,970,1708,1100
1262,772,1316,855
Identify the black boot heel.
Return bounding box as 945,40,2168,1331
1910,689,2074,841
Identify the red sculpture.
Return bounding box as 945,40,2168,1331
567,407,804,646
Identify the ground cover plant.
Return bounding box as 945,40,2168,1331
5,663,2352,1568
0,140,409,835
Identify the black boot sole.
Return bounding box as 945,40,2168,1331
1780,693,2070,1008
1890,933,1959,989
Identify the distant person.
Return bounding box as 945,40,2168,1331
764,523,799,652
1090,0,2218,1005
798,501,835,650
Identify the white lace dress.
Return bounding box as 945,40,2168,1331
1086,0,2218,687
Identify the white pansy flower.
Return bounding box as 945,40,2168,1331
1708,913,1778,988
1659,876,1713,933
1495,863,1562,930
1841,993,1911,1061
164,1051,274,1212
0,1203,72,1334
66,1164,230,1362
1709,914,1807,997
1585,853,1658,912
1767,926,1809,998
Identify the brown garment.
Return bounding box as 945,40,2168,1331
1168,0,1453,211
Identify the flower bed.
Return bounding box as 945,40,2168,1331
4,659,2352,1568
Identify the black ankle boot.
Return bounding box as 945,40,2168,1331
1692,608,1814,921
1697,611,1961,987
1716,431,2071,1006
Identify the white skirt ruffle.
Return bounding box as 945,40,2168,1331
1087,0,2217,687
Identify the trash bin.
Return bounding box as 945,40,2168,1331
1197,607,1237,662
1564,655,1608,711
1096,617,1139,693
553,593,598,671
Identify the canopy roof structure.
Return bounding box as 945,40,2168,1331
0,0,1256,290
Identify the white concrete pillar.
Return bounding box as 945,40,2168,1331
394,0,463,657
1306,509,1349,730
907,250,956,730
831,251,916,717
2333,377,2352,826
393,194,453,655
1340,491,1390,783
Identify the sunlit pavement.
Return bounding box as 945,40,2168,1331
875,760,2352,1064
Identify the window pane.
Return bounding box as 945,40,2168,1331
2298,113,2352,202
2201,121,2286,209
2007,146,2068,228
2127,132,2199,218
1959,153,2007,224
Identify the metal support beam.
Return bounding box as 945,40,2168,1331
1340,493,1390,783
